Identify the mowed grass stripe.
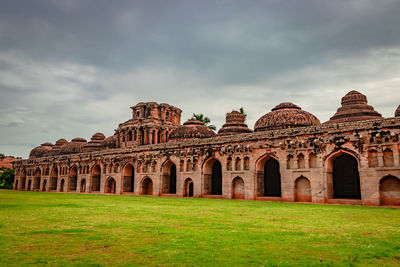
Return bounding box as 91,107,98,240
0,190,399,266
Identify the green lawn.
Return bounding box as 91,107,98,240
0,191,399,266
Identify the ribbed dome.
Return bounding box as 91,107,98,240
60,138,87,154
254,102,320,132
218,111,252,136
325,90,383,124
396,105,400,117
29,142,54,159
43,139,67,157
82,133,106,152
168,120,216,142
101,135,117,149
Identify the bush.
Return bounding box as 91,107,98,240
0,169,14,189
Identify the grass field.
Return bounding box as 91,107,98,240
0,191,399,266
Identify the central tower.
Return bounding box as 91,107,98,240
115,102,181,148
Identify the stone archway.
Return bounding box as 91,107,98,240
42,179,47,192
184,178,194,197
232,177,245,199
105,177,116,194
140,177,153,195
255,155,281,197
91,165,101,192
332,153,361,199
80,179,86,193
20,169,26,190
34,168,41,190
294,176,311,202
203,158,222,196
60,179,65,192
15,180,19,190
27,180,32,191
380,175,400,206
50,167,58,191
161,160,177,194
122,163,134,193
68,166,78,192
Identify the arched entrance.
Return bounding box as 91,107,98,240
264,158,281,197
68,166,78,192
203,158,223,195
295,176,311,202
50,167,58,191
20,169,26,190
232,177,245,199
379,175,400,206
184,178,194,197
105,178,116,194
140,177,153,195
161,160,177,194
42,179,47,191
15,180,19,190
60,179,65,192
91,165,101,192
27,180,32,191
332,154,361,199
122,163,134,193
80,179,86,193
34,168,41,190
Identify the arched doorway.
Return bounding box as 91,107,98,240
295,176,311,202
332,154,361,199
184,178,194,197
203,158,222,195
91,165,101,192
80,179,86,193
161,160,177,194
50,167,58,191
27,180,32,191
379,175,400,206
232,177,245,199
264,158,281,197
122,163,134,193
15,180,19,190
105,178,116,194
140,177,153,195
20,169,26,190
42,179,47,191
34,168,41,190
68,166,78,192
60,179,65,192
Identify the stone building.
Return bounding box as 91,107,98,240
13,91,400,206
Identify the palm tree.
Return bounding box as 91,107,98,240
189,113,216,131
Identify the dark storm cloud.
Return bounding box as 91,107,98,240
0,0,399,157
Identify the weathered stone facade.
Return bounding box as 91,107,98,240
13,92,400,206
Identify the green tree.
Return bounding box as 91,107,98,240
189,113,216,131
239,107,247,121
0,168,14,189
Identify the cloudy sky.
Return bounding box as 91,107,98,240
1,0,400,158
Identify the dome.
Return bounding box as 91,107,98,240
168,120,216,142
254,102,320,132
218,111,252,136
43,139,67,157
60,138,87,155
325,90,383,124
396,105,400,117
29,142,54,159
55,139,68,146
101,135,117,149
82,133,106,152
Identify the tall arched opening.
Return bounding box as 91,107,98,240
379,175,400,206
20,169,26,190
91,165,101,192
122,163,135,193
42,179,47,191
68,166,78,192
34,168,41,190
332,154,361,199
255,155,281,197
294,176,311,202
80,179,86,193
140,177,153,195
50,167,58,191
203,158,222,195
184,178,194,197
27,180,32,191
232,177,245,199
161,160,177,194
60,179,65,192
105,177,116,194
